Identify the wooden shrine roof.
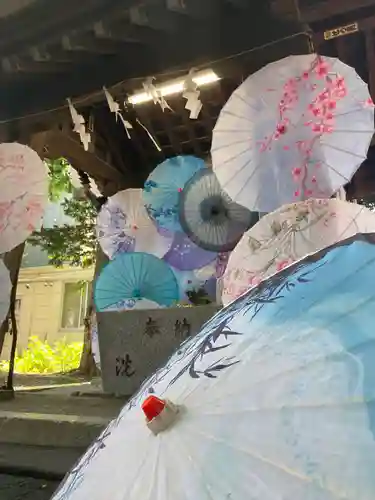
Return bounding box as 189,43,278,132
0,0,309,187
1,0,374,199
0,0,301,123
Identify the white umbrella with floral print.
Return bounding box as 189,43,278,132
212,54,374,213
222,198,375,305
0,143,48,253
51,233,375,500
96,188,173,259
0,259,11,325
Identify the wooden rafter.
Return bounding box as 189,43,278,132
30,130,126,185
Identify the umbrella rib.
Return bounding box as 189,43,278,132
189,427,344,497
172,432,217,500
115,255,136,297
319,157,355,183
232,91,260,113
213,128,250,134
220,109,254,123
118,256,136,292
218,156,256,197
194,398,374,416
213,144,251,170
333,203,366,245
320,141,368,160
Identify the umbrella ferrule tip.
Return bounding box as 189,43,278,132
142,396,181,435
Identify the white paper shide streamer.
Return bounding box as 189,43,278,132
183,69,203,119
142,77,171,112
67,99,91,151
103,87,133,139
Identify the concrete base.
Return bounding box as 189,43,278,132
0,443,82,478
0,390,126,477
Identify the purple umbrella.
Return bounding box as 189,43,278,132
163,231,217,271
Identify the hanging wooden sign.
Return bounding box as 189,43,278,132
324,22,358,41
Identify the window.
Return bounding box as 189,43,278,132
61,282,92,329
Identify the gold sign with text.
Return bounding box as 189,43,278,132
324,22,359,41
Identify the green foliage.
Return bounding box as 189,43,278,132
29,198,97,268
358,198,375,211
29,158,97,268
0,336,83,374
46,158,74,202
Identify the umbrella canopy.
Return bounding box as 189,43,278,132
0,143,48,253
143,155,206,232
53,233,375,500
179,168,255,252
212,54,374,213
96,189,172,259
94,252,179,311
0,259,11,325
163,231,217,271
222,198,375,305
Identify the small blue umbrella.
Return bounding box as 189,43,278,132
94,252,179,311
143,155,206,232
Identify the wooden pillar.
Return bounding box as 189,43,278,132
365,29,375,99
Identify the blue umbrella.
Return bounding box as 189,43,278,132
143,155,206,232
94,252,179,311
55,233,375,500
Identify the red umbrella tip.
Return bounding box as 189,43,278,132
142,395,166,422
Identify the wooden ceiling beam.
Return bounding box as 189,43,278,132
93,20,162,45
129,2,187,32
226,0,250,8
1,55,71,74
0,0,124,56
60,33,119,54
30,129,126,184
166,0,216,18
365,29,375,99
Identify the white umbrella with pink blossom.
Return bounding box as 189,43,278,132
0,143,48,254
222,198,375,305
212,54,374,213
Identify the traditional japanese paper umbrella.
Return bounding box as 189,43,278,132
179,168,255,252
96,188,172,259
212,54,374,213
0,259,11,325
53,233,375,500
143,155,206,232
94,252,179,311
0,143,48,253
222,198,375,305
163,231,217,271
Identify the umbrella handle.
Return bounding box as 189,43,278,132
142,396,182,435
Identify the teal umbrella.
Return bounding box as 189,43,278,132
94,252,179,311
